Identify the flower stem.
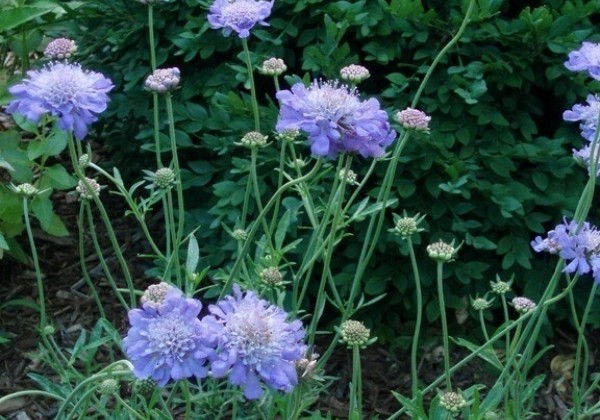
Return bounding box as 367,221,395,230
407,237,422,396
349,345,363,420
436,261,452,391
22,196,46,329
242,38,260,132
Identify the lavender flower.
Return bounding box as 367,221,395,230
573,144,600,177
565,42,600,80
208,285,306,399
532,218,600,282
122,289,219,386
6,62,113,140
275,80,396,159
207,0,274,39
563,94,600,141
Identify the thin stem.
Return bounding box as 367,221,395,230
436,261,452,391
249,147,274,250
479,310,490,342
163,94,185,287
241,38,260,131
407,237,423,396
349,346,363,420
23,197,46,329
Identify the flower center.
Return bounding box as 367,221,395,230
222,0,262,27
148,312,195,359
227,307,281,365
304,82,360,122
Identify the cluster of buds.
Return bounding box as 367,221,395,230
14,183,38,197
512,296,536,314
490,275,512,295
396,107,431,131
97,378,120,395
231,228,248,241
140,282,174,310
427,239,459,262
391,212,425,238
338,168,358,185
340,64,370,83
132,378,156,398
153,167,176,189
144,68,181,93
78,153,91,169
240,131,268,148
439,391,466,414
76,178,101,200
339,320,374,348
44,38,77,60
470,296,493,311
259,267,284,287
275,129,300,142
259,58,287,76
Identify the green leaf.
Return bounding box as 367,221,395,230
43,164,76,190
0,3,64,32
452,337,503,371
30,196,53,229
185,235,200,275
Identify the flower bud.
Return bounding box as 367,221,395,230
154,167,176,189
15,183,38,197
339,320,371,348
78,153,91,169
259,267,284,287
144,68,181,93
76,178,101,200
231,229,248,241
512,296,536,314
260,58,287,76
133,378,156,398
44,38,77,60
471,296,493,311
97,378,119,395
240,131,268,148
427,240,458,262
338,168,358,185
141,282,175,310
440,391,466,414
340,64,370,83
275,129,300,142
396,107,431,131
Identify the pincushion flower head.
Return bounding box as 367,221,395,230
532,218,600,282
208,285,306,399
207,0,274,39
122,287,220,386
565,42,600,80
6,62,113,140
563,94,600,141
275,80,396,159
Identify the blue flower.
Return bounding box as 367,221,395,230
565,42,600,80
563,94,600,141
532,219,600,282
123,288,219,386
276,80,396,159
207,0,274,39
6,62,113,140
208,285,306,400
573,144,600,177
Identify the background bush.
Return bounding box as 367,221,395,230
8,0,600,347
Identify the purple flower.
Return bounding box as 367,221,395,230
563,94,600,141
122,289,219,386
207,0,274,39
6,62,113,140
532,218,600,282
565,42,600,80
573,144,600,177
276,80,396,159
208,285,306,399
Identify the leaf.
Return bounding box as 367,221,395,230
0,4,64,32
43,164,76,190
451,336,503,371
185,235,200,275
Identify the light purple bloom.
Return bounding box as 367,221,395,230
208,285,306,399
276,80,396,159
6,62,113,140
532,218,600,282
123,289,219,386
573,144,600,177
565,42,600,80
207,0,274,39
563,94,600,141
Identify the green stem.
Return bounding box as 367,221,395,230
407,237,423,396
268,139,288,236
349,346,363,420
220,159,322,299
0,390,65,407
479,310,490,343
67,136,136,308
163,94,185,287
436,261,452,391
241,38,260,131
249,147,274,250
23,197,46,329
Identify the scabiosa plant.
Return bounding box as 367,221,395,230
144,68,181,94
275,80,396,159
563,94,600,141
565,42,600,80
531,218,600,282
122,288,219,386
396,107,431,131
259,58,287,76
340,64,370,83
75,178,102,200
6,62,113,140
511,296,537,314
207,0,274,39
208,285,306,399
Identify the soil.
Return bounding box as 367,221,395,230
0,151,597,419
